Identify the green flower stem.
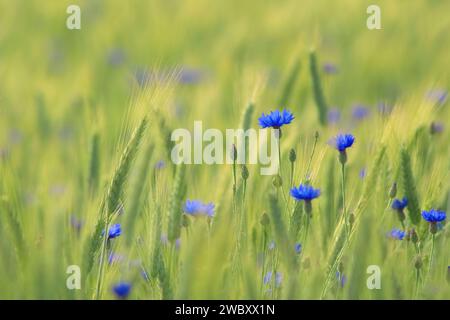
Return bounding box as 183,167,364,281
340,163,349,238
428,234,435,274
95,217,111,299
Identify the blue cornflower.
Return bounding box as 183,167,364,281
352,105,370,120
184,199,215,217
184,200,203,214
391,197,408,211
258,109,294,129
290,184,321,201
389,228,406,240
112,282,132,299
202,202,215,217
330,134,355,152
294,243,302,254
422,209,446,223
103,223,121,239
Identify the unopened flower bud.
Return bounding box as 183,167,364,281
389,182,397,199
231,144,237,161
414,255,423,270
338,261,344,274
410,228,419,244
272,174,283,188
241,165,249,180
289,149,296,163
349,213,355,229
182,214,190,228
260,212,270,226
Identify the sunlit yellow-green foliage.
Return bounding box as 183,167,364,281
0,0,449,299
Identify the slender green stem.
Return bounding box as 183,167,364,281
277,129,282,176
341,163,348,238
304,213,311,244
414,269,420,299
232,158,237,213
428,234,435,274
290,161,294,188
400,219,406,231
95,218,110,299
239,180,248,246
305,133,319,181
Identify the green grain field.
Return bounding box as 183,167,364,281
0,0,449,300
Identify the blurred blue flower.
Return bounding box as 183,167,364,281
377,102,392,116
391,197,408,211
336,271,347,288
359,168,366,179
327,108,341,124
427,89,447,104
275,272,283,287
104,223,121,239
184,199,215,217
430,122,444,134
330,133,355,152
141,269,150,281
155,160,166,169
389,228,406,240
8,128,22,145
422,209,446,223
323,62,338,74
108,252,125,265
107,48,126,67
290,184,320,201
268,241,276,250
112,282,132,299
179,68,205,84
258,109,294,129
263,271,272,285
352,105,370,120
160,233,169,245
294,243,302,254
175,238,181,250
70,215,83,233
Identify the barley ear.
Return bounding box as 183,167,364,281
168,164,186,242
309,49,328,126
400,147,421,225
